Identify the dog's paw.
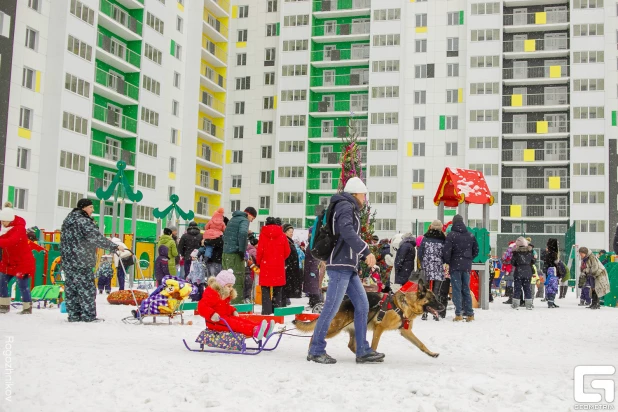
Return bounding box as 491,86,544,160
429,352,440,358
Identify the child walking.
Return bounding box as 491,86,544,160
154,245,171,286
578,271,592,306
544,267,559,308
96,255,113,294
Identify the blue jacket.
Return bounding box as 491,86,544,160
326,193,370,270
443,221,479,272
394,238,416,284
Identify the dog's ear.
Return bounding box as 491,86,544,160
417,278,427,294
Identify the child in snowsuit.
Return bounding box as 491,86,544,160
578,271,592,306
198,270,275,340
96,255,113,294
544,266,559,308
187,249,207,301
154,245,171,286
203,208,226,240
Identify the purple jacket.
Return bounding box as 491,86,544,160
155,245,171,281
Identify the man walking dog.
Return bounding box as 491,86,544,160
307,177,385,364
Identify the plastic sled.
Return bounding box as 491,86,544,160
182,319,283,355
31,285,62,308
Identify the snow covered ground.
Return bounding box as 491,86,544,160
1,292,616,412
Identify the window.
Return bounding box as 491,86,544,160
232,150,243,163
573,0,603,8
415,39,427,53
573,51,604,64
265,48,276,65
373,34,401,47
278,166,305,178
59,150,86,172
415,65,427,78
70,0,94,25
374,219,396,231
573,79,604,91
414,91,426,104
471,29,500,41
414,117,426,130
28,0,40,12
372,60,400,72
260,196,271,209
447,11,461,25
412,169,425,183
446,142,458,156
173,43,182,60
282,40,309,52
447,63,459,77
235,77,251,90
235,101,245,114
573,106,604,119
446,116,459,129
57,190,85,209
67,35,92,61
263,97,274,109
446,89,458,103
374,8,401,20
372,86,400,98
262,121,274,134
260,171,271,184
446,37,459,56
370,139,398,151
17,148,30,170
172,100,179,116
577,221,605,233
176,16,183,32
264,72,275,85
136,205,155,221
137,172,156,189
469,136,499,149
416,13,427,27
173,72,181,88
234,126,244,139
139,139,158,157
236,53,247,66
412,196,425,209
469,164,499,176
471,2,500,14
142,75,161,95
171,128,178,145
168,157,176,173
146,12,164,34
279,141,305,152
573,24,604,36
230,200,241,213
231,175,242,188
573,191,605,203
470,55,500,68
413,143,425,156
280,115,306,127
141,107,160,126
280,90,307,101
470,110,499,122
261,146,272,159
144,44,162,64
283,15,310,27
267,0,278,12
574,134,604,147
277,192,304,204
238,5,249,18
369,192,397,204
369,165,397,177
470,82,499,95
371,112,399,124
281,65,307,76
237,29,248,42
22,67,35,90
266,23,277,37
0,12,10,39
62,111,88,135
573,163,605,175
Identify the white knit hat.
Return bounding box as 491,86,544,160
0,208,15,223
343,177,368,194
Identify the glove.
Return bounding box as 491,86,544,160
233,311,239,317
211,313,220,322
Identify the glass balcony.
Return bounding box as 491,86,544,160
309,98,369,113
502,92,569,108
501,148,569,162
97,32,141,69
196,146,223,165
502,120,569,135
501,205,568,218
200,92,226,116
99,0,142,36
198,120,224,141
310,72,369,88
92,103,137,134
503,37,569,54
501,176,570,190
195,173,221,192
196,201,219,217
311,47,370,63
201,62,226,90
94,67,139,101
503,10,568,27
306,177,339,191
312,21,370,37
313,0,371,13
202,36,227,64
308,123,368,139
503,64,569,81
203,10,228,40
90,139,136,166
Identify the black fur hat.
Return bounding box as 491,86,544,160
547,238,559,253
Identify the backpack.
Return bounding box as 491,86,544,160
310,200,342,261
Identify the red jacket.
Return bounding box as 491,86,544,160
256,224,290,287
198,279,237,332
0,216,36,278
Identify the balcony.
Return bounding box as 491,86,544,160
307,151,366,166
195,201,220,219
503,38,569,59
307,177,339,194
89,176,107,194
92,103,137,137
93,67,139,105
501,176,570,192
503,11,569,33
203,10,228,43
90,139,136,168
501,205,568,220
309,99,369,117
204,0,230,17
312,22,370,43
114,0,144,9
504,0,568,7
201,36,227,67
198,120,224,143
306,204,327,217
196,146,223,168
503,64,569,86
200,62,226,92
502,120,569,138
308,124,368,142
501,148,569,165
313,0,371,18
99,0,142,41
96,32,141,73
311,47,370,68
199,92,225,118
502,92,569,112
195,173,221,195
310,72,369,93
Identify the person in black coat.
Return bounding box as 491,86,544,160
394,234,416,286
613,224,618,255
283,223,302,305
178,221,203,277
510,237,535,310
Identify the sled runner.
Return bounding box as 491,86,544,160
182,318,283,355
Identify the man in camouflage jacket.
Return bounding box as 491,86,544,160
61,199,123,322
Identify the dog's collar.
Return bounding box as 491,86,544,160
376,292,408,329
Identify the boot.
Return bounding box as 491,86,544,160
252,320,268,341
503,297,513,304
519,299,525,307
18,302,32,315
511,297,519,310
453,315,464,322
465,315,474,322
421,313,428,321
307,353,337,364
548,301,559,308
525,299,533,310
0,297,10,314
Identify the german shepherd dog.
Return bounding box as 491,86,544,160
295,279,444,358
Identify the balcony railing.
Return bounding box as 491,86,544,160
200,92,225,115
308,124,368,139
92,103,137,133
502,93,569,107
94,67,139,101
503,64,569,80
204,10,229,38
502,120,569,134
201,63,226,89
503,11,568,26
312,22,370,37
313,0,371,12
100,0,142,36
503,38,569,53
90,139,136,166
307,151,367,164
307,177,339,191
501,205,569,218
196,201,219,217
195,174,221,192
202,36,227,62
89,176,106,193
501,176,570,190
501,148,569,162
310,73,370,87
196,146,223,165
198,121,224,141
97,32,141,68
311,47,370,62
309,99,369,113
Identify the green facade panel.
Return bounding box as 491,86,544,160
170,39,176,56
439,115,446,130
257,120,262,134
613,111,617,126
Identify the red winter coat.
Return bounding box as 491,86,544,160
0,216,36,278
198,277,238,332
257,224,290,287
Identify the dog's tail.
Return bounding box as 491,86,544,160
292,319,318,333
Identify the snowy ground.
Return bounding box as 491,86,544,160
1,292,617,412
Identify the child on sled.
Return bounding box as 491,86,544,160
198,270,276,340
